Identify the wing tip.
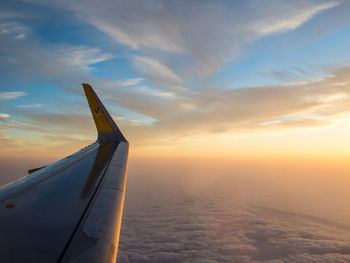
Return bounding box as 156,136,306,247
82,83,127,143
82,82,92,90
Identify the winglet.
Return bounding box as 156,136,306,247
82,83,126,143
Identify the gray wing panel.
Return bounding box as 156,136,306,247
0,142,117,262
60,141,129,263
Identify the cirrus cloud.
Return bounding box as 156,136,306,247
0,91,26,100
24,0,342,77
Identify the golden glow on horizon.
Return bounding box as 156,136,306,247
3,124,350,159
131,119,350,160
2,109,350,163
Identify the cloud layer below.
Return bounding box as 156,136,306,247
118,159,350,262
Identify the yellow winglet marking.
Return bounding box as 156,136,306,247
83,83,113,132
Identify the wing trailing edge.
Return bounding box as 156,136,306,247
82,83,126,143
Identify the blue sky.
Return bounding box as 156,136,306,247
1,0,350,157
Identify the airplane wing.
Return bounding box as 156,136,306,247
0,84,129,263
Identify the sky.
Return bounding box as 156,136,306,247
1,0,350,176
2,1,350,262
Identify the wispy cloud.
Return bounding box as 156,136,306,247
0,113,10,118
101,66,350,145
0,91,27,100
57,46,114,71
111,115,124,121
33,0,342,77
14,33,26,40
99,79,144,90
128,120,143,126
10,65,350,147
92,20,185,53
131,56,183,91
0,133,25,148
0,0,349,151
0,23,114,78
0,116,49,133
151,90,175,98
17,104,43,108
0,22,30,36
252,1,341,35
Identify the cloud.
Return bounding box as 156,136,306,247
56,46,113,71
4,65,348,148
252,1,341,35
96,65,350,146
0,22,113,79
0,116,49,133
97,79,144,90
116,161,350,262
17,104,43,108
14,33,26,39
0,133,24,147
20,111,94,136
115,78,144,87
131,56,183,91
92,19,185,53
121,85,176,98
42,133,92,145
0,22,30,36
112,115,124,121
261,117,329,129
0,91,27,100
2,65,350,148
0,113,10,118
128,120,143,126
0,0,348,149
151,90,175,98
0,111,95,158
24,0,341,77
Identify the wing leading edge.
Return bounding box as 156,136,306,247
0,84,129,263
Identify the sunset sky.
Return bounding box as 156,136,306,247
3,1,350,262
1,0,350,167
